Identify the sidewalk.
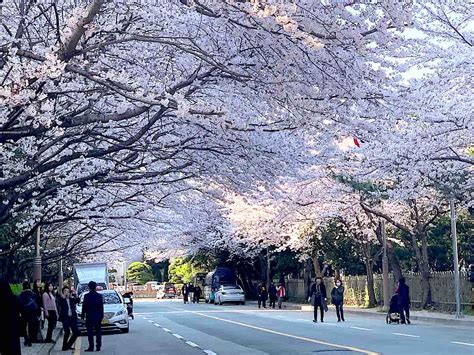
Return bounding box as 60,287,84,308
20,325,62,355
245,300,474,326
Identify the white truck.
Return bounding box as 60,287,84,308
74,262,109,296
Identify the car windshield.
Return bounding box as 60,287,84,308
101,292,121,304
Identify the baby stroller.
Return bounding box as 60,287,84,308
386,294,400,324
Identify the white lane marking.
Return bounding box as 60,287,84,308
321,323,337,326
297,318,310,321
186,341,200,348
172,333,184,339
153,323,161,327
148,320,153,323
351,326,372,331
392,333,419,338
192,311,377,355
203,351,217,355
451,341,474,347
162,327,171,332
276,315,285,318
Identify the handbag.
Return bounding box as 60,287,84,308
321,297,328,312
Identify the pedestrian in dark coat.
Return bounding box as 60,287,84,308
396,277,411,324
181,284,189,304
81,281,104,352
0,279,21,354
268,283,277,309
188,283,195,304
331,279,345,322
33,279,44,332
257,284,268,309
194,286,202,303
18,281,41,346
308,277,327,323
58,286,80,351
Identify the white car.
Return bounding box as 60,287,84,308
214,285,245,305
77,290,130,333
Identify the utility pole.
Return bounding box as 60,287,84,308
381,220,390,312
450,198,463,318
123,261,127,291
32,226,42,282
266,247,271,289
58,258,64,288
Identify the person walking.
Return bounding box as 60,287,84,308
19,281,41,346
81,281,104,352
0,279,22,354
268,283,277,309
396,277,411,324
188,283,195,304
42,282,58,343
308,277,327,323
33,279,45,332
122,291,134,319
194,285,202,303
276,283,286,309
257,284,268,309
181,284,189,304
58,286,80,351
331,279,345,322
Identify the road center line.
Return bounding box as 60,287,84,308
451,341,474,347
172,333,184,339
186,341,200,347
162,327,171,332
191,311,378,355
392,333,419,338
153,323,161,327
351,326,372,331
203,351,217,355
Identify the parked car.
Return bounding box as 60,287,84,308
156,283,176,299
214,285,245,305
77,290,130,333
146,281,159,290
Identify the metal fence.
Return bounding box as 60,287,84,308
286,271,474,311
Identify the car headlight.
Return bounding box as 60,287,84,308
115,309,127,316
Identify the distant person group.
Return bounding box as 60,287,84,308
256,282,287,309
0,279,107,354
181,283,202,304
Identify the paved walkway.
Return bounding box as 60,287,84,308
20,325,62,355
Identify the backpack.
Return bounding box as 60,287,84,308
20,292,39,313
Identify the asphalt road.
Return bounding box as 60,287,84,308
60,299,474,355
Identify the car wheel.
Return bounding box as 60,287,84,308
122,326,130,334
241,301,245,305
205,299,209,303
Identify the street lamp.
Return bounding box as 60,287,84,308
32,226,42,282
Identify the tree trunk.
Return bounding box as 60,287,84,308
311,254,321,278
387,241,402,281
304,259,312,299
410,232,432,308
365,260,377,307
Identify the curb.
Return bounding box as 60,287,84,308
47,327,63,355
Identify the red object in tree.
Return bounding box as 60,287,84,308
353,137,361,147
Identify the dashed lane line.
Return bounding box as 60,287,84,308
186,341,200,347
392,333,419,338
350,326,372,331
203,351,218,355
172,333,184,339
162,327,171,332
153,323,161,327
451,342,474,347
